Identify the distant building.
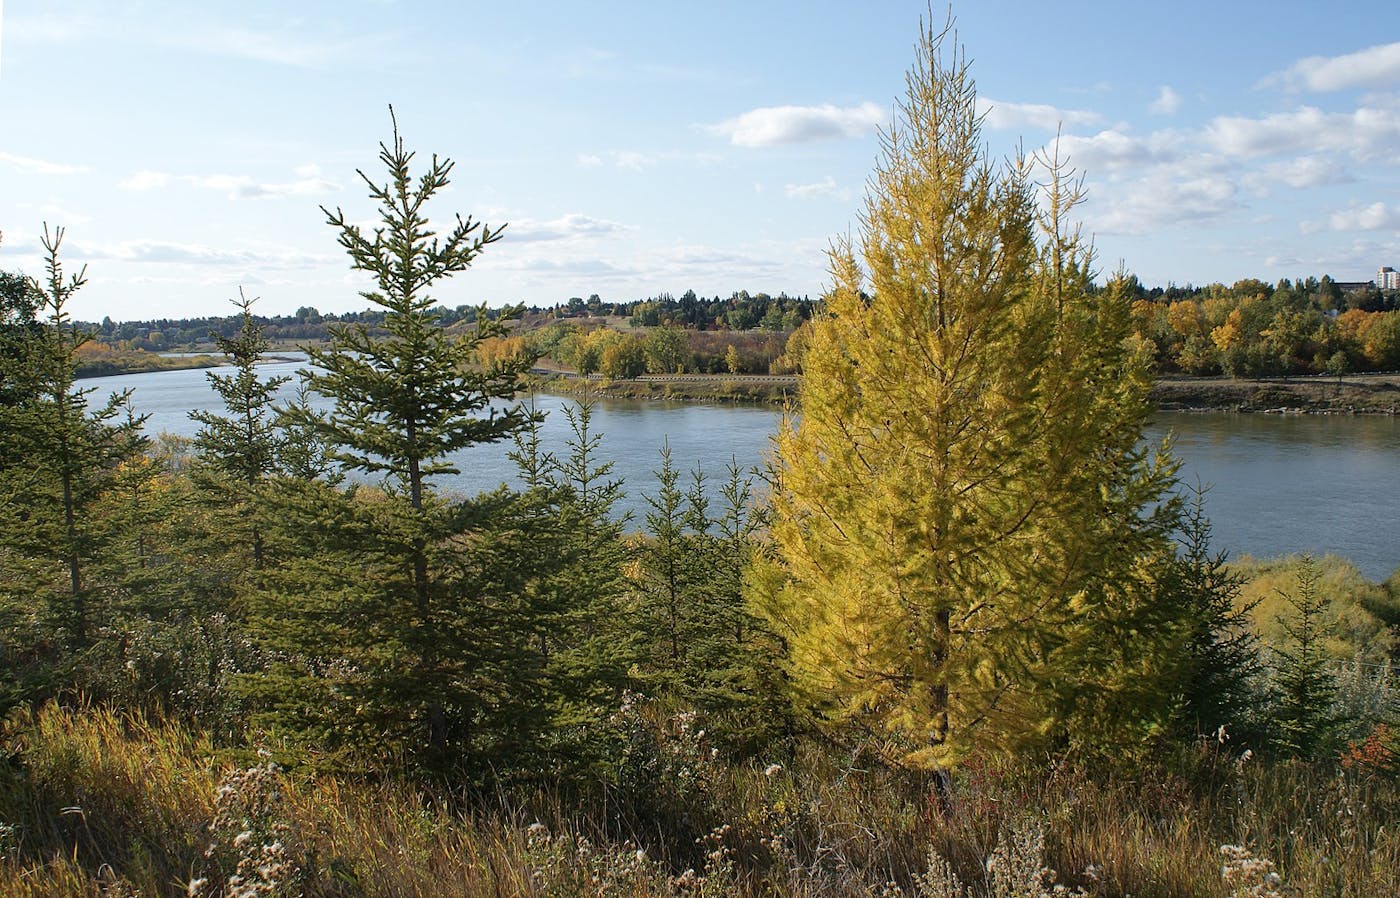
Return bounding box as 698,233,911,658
1379,267,1400,290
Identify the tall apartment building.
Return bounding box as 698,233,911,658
1379,266,1400,290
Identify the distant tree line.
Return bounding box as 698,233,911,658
76,291,816,355
1124,274,1400,377
518,321,794,377
79,273,1400,383
531,289,816,331
81,305,434,352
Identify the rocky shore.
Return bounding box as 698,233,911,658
1152,374,1400,414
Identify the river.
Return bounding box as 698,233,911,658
81,362,1400,581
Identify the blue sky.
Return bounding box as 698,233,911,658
1,1,1398,321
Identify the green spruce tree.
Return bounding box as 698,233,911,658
0,265,42,413
2,227,147,648
1165,486,1264,743
506,394,636,775
0,227,146,711
636,444,699,685
633,452,788,754
251,112,536,771
189,290,288,569
1272,555,1340,758
682,460,789,753
272,383,343,485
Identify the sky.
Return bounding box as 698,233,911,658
1,1,1399,322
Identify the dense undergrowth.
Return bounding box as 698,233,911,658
2,703,1397,898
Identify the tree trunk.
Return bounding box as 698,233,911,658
62,467,85,646
928,608,952,812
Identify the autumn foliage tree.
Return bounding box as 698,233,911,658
758,23,1180,776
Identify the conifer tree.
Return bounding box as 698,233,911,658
0,227,146,648
506,395,635,773
633,453,787,753
758,24,1178,774
0,228,146,711
636,444,699,681
0,266,41,413
190,290,287,568
1272,555,1340,758
1165,487,1264,742
253,112,536,769
272,384,342,485
682,460,789,753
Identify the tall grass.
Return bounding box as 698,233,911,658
2,704,1398,897
0,705,215,896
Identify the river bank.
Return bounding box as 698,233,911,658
74,352,222,379
528,372,798,404
73,351,312,380
81,355,1400,414
533,370,1400,413
1153,372,1400,414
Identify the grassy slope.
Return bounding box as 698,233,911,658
2,704,1397,897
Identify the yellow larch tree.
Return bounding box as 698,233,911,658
757,22,1181,776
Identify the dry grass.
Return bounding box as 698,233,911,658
2,705,1399,897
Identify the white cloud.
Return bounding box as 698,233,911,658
647,243,788,277
485,240,791,288
0,229,43,258
0,152,89,176
1204,106,1400,160
613,151,655,171
979,99,1102,131
1205,108,1327,157
1256,155,1353,190
1327,202,1400,232
9,7,381,69
122,271,293,290
38,203,94,225
707,102,883,147
120,170,173,190
158,24,355,68
565,47,618,78
1083,170,1239,235
4,10,102,44
1308,237,1400,276
505,213,629,243
1047,129,1178,173
1276,42,1400,92
488,256,636,278
118,167,340,199
71,239,330,268
577,151,656,170
201,168,341,199
784,176,848,200
1149,86,1182,116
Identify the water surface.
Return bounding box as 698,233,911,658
81,365,1400,580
